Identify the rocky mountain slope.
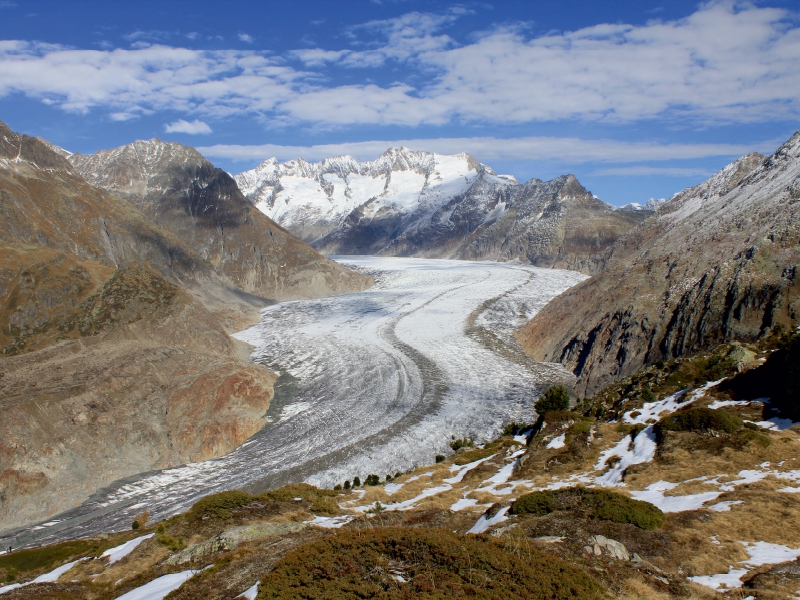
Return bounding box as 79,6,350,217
0,121,369,531
235,148,649,274
516,135,797,396
70,140,370,303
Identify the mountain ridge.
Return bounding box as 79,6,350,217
235,148,649,274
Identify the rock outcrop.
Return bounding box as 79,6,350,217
234,148,649,274
517,135,800,396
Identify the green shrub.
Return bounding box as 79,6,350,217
0,540,95,577
364,474,381,486
543,410,581,423
131,520,140,530
502,421,532,436
257,527,605,599
156,534,185,552
658,407,743,434
582,489,665,530
260,483,337,503
353,477,361,487
734,429,772,448
450,437,474,451
156,523,166,534
310,496,341,515
508,487,665,530
535,385,570,414
187,490,254,521
343,480,351,490
510,491,556,516
435,454,445,463
641,387,656,403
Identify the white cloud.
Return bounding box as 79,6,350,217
164,119,212,134
238,33,254,43
0,2,798,126
196,135,766,165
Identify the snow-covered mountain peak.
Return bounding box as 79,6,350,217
233,148,501,243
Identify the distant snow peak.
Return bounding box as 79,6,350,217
234,147,491,244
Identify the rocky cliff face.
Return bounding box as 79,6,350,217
70,140,371,302
516,139,799,396
234,148,648,274
0,121,294,530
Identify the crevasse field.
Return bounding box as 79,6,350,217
7,257,585,546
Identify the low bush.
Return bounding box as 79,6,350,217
435,454,445,463
453,446,496,465
509,487,665,530
257,527,605,599
543,410,581,423
502,421,532,436
657,407,743,434
510,491,556,516
364,474,381,486
187,490,254,521
260,483,338,503
535,385,570,414
581,489,665,530
733,429,772,448
449,437,474,451
156,534,185,552
0,540,95,577
310,496,341,516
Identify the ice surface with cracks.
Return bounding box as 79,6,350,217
8,257,584,547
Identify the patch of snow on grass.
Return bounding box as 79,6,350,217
114,570,201,600
0,559,87,595
622,379,723,425
594,426,657,487
750,418,797,431
741,541,800,566
513,430,532,444
467,507,509,534
450,497,479,511
444,456,495,484
546,434,565,449
309,515,355,528
384,482,403,494
689,567,748,590
101,534,154,564
630,481,722,513
708,501,743,512
236,580,259,600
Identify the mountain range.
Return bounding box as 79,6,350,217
235,148,651,274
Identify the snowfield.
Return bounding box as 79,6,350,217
5,257,585,547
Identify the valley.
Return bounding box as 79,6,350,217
0,257,585,550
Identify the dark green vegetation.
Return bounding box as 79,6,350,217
511,487,666,531
657,407,743,434
535,385,570,414
449,437,474,451
721,327,800,421
256,527,606,600
0,533,144,582
187,490,255,521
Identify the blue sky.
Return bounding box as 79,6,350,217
1,0,798,205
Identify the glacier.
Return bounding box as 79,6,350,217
0,257,585,548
